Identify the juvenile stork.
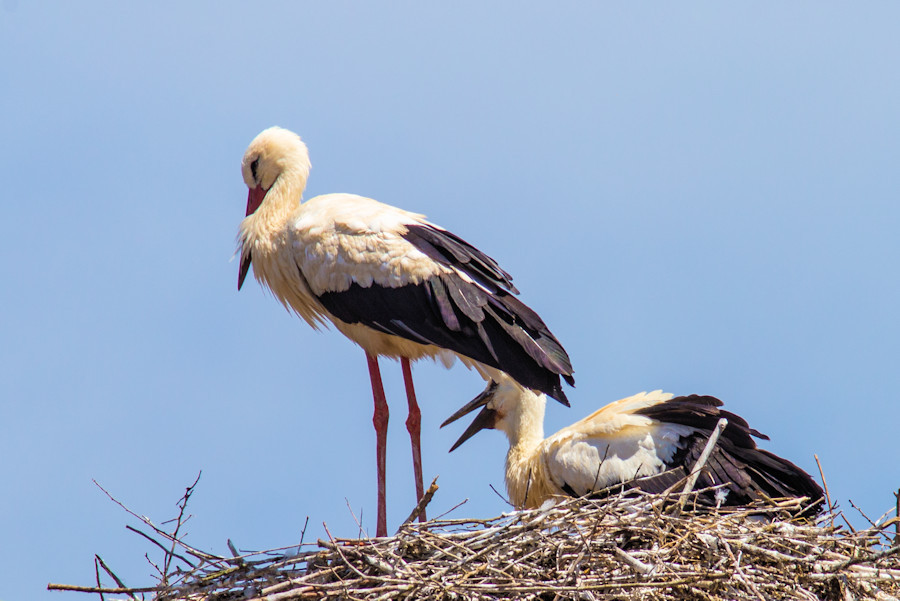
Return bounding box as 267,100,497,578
237,127,574,536
444,378,823,511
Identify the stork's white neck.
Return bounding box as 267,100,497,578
236,165,328,329
244,173,306,238
497,386,546,450
491,383,548,508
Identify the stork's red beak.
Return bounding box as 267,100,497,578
238,252,252,290
238,186,266,290
246,185,266,216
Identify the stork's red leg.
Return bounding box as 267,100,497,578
401,357,425,522
366,352,389,537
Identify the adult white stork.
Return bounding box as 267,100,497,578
443,378,823,512
237,127,574,536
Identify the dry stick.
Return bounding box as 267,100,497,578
813,454,832,509
402,477,439,527
849,499,879,529
94,555,133,600
570,518,596,565
92,557,104,601
523,468,533,508
825,543,900,573
814,453,835,531
125,525,196,568
142,552,165,582
299,516,310,547
678,418,728,508
838,511,858,534
226,539,245,566
431,497,468,521
895,488,900,546
321,524,370,581
344,498,366,539
47,584,163,594
721,539,767,601
93,479,223,564
489,483,513,506
612,547,654,575
162,472,202,582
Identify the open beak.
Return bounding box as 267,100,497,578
442,382,499,452
448,406,497,452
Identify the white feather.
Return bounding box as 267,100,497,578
483,381,695,509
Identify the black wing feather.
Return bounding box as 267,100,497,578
314,222,573,402
317,272,573,405
633,395,824,512
403,224,520,294
561,396,822,515
442,274,487,323
428,275,461,332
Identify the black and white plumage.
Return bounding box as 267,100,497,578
314,222,574,402
236,126,574,536
443,378,823,512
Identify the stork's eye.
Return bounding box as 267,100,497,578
250,157,260,183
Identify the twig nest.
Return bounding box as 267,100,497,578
54,488,900,601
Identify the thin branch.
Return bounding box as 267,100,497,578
432,498,468,521
489,483,513,507
401,477,439,527
163,471,202,581
94,555,133,599
849,499,879,529
125,525,196,568
826,543,900,573
92,478,223,563
226,539,244,566
48,584,162,594
814,453,834,532
344,498,366,539
680,418,728,503
895,488,900,546
299,516,310,547
92,556,104,601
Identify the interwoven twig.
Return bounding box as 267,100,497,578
49,485,900,601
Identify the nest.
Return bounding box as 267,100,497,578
50,480,900,601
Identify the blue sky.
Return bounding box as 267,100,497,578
3,3,899,600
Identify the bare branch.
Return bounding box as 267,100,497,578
681,418,728,498
401,477,439,527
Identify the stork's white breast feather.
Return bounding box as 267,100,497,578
539,391,688,497
543,421,695,497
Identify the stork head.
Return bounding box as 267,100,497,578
238,126,312,289
442,377,546,451
241,126,311,215
241,126,311,194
